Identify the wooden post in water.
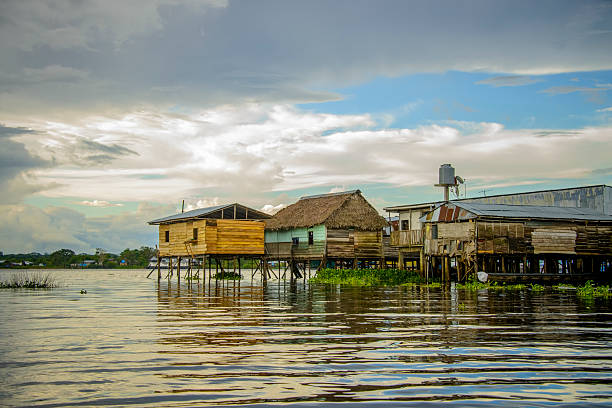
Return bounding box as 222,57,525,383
177,256,181,284
157,256,161,281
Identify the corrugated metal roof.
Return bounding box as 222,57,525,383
148,204,231,224
423,201,612,222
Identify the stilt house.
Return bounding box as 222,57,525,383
421,201,612,282
264,190,388,265
149,203,270,258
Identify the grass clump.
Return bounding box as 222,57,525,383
212,271,242,280
0,272,57,289
310,268,425,286
456,276,545,292
576,281,610,298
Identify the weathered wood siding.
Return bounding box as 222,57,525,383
424,219,612,257
326,229,355,258
476,222,525,254
382,236,399,258
354,230,383,258
424,221,476,257
157,219,264,256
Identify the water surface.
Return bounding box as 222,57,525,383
1,269,611,407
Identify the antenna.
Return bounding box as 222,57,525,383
181,200,185,213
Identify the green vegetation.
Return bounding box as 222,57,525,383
576,281,611,298
0,247,156,269
456,276,546,292
213,271,242,280
310,268,425,286
0,272,57,289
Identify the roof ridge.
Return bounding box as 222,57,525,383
299,189,361,200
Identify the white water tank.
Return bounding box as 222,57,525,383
439,164,455,185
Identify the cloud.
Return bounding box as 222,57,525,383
540,83,612,103
22,65,90,83
6,105,610,207
78,200,124,208
597,107,612,112
0,124,51,203
476,76,542,87
0,202,172,254
260,204,285,215
1,1,612,114
0,0,227,51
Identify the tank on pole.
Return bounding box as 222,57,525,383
435,164,457,201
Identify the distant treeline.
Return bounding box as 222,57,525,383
0,247,156,269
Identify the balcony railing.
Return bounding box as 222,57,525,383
390,230,423,247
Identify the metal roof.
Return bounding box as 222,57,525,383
422,201,612,222
148,203,270,224
149,204,230,224
384,184,610,212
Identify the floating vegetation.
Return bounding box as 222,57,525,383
212,271,242,280
576,281,611,298
310,268,425,286
456,277,546,292
0,272,57,289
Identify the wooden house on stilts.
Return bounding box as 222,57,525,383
148,203,270,281
264,190,388,277
420,201,612,283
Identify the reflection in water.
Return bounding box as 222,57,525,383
0,269,611,407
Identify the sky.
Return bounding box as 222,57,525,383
1,0,611,254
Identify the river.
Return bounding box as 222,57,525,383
0,269,611,407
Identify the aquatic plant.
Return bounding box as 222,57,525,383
212,271,242,280
310,268,425,286
0,272,57,289
576,281,611,298
456,275,545,292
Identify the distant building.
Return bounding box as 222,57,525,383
384,185,612,282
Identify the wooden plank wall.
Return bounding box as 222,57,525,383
354,231,383,258
326,229,355,258
215,219,265,254
157,219,265,256
476,221,526,254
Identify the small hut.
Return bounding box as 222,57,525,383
149,203,271,278
264,190,388,269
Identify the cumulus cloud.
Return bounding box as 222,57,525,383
0,202,172,254
7,105,611,207
597,107,612,112
260,204,286,215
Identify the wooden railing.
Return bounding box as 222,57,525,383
390,230,423,247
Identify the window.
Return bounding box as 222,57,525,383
165,230,170,242
292,237,299,246
401,220,409,230
193,228,198,240
431,224,438,239
308,231,314,245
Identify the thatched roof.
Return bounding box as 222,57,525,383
265,190,388,231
